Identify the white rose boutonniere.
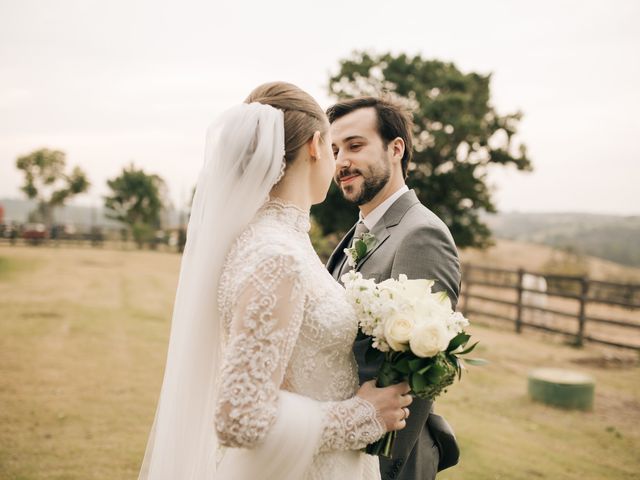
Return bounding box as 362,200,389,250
343,232,377,268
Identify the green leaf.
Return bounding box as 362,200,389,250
463,358,489,366
411,372,427,393
447,333,470,353
394,357,411,374
425,363,445,382
377,363,401,387
448,356,462,380
417,364,432,375
355,240,367,258
456,341,479,356
408,358,429,371
363,235,377,249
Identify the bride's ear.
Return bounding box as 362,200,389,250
307,131,322,162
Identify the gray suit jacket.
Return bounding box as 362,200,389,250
326,190,461,480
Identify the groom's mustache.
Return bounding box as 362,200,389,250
335,168,363,185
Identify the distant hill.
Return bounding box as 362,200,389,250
484,212,640,267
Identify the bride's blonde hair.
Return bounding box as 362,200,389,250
245,82,328,165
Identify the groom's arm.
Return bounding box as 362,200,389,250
390,224,461,309
382,223,460,477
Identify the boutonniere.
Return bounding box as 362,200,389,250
344,232,377,268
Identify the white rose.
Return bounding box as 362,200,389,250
409,320,450,358
400,277,435,300
383,313,415,351
414,295,451,324
378,276,435,303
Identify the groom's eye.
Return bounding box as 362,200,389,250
350,144,362,151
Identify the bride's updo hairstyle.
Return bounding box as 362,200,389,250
245,82,328,165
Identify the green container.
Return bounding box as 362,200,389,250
528,368,595,411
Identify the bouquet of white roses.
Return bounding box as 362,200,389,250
342,270,484,458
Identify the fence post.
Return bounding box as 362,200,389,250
515,268,524,334
461,265,471,317
576,277,589,347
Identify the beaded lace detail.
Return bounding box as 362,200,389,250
215,199,385,458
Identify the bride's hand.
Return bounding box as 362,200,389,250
356,380,413,432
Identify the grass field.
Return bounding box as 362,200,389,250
1,245,639,479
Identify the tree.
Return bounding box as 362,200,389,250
16,148,90,226
313,51,532,248
104,163,167,247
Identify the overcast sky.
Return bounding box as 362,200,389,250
1,0,638,214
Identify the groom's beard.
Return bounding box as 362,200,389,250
335,157,391,206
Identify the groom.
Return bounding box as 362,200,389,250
326,97,461,480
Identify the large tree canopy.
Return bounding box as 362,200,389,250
312,51,532,248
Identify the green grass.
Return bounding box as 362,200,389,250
0,253,41,282
0,245,639,479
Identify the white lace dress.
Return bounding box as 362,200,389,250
215,200,385,480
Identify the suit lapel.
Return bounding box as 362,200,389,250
355,222,389,272
326,223,357,280
356,190,420,272
326,190,421,277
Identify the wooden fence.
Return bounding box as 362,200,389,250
460,264,640,352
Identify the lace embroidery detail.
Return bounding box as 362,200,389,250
215,253,304,447
318,397,386,453
259,197,311,233
215,203,385,456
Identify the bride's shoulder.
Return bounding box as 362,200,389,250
240,220,301,252
218,225,305,317
224,224,304,277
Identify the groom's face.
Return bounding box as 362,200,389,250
330,108,391,206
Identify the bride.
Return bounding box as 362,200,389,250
138,82,412,480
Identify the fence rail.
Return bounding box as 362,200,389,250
460,264,640,351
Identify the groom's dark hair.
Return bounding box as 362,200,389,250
326,97,414,178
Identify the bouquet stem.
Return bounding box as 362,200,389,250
366,429,397,458
366,356,401,458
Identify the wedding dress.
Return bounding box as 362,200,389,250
215,199,384,479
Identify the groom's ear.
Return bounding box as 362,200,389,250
307,131,322,162
388,137,405,165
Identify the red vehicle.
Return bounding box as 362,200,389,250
22,223,48,243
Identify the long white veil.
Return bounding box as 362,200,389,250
138,102,295,479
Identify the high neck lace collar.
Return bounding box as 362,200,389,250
257,198,311,233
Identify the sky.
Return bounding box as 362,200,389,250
1,0,639,214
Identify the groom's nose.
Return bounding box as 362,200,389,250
335,149,350,170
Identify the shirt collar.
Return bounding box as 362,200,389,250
360,185,409,230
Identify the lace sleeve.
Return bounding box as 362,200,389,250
318,396,386,453
215,252,386,452
215,253,305,448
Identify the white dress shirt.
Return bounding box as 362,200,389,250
360,185,409,230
